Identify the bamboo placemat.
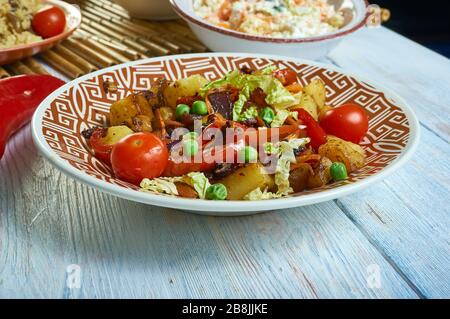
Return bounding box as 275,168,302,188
1,0,207,79
1,0,391,80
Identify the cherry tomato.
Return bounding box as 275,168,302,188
319,103,369,144
111,133,168,185
293,108,327,150
89,128,113,164
273,68,298,86
32,6,66,39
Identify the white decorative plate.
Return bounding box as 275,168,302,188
31,53,419,216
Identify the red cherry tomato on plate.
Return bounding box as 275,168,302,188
89,128,112,164
319,103,369,144
273,68,298,86
32,6,66,39
111,133,168,185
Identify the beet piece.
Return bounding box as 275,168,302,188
207,91,233,120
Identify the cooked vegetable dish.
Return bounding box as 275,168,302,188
82,65,368,201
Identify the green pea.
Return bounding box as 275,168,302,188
183,139,199,157
330,162,348,181
239,146,258,163
191,100,208,115
184,131,199,140
259,107,275,125
205,184,228,200
175,104,190,120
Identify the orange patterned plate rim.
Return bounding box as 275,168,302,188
31,53,420,216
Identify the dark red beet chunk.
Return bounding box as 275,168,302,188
207,91,233,120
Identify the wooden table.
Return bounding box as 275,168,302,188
1,27,449,299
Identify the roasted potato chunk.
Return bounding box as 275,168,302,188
318,136,366,173
159,107,175,121
303,78,326,110
130,115,153,132
298,93,319,120
307,156,333,189
164,75,208,107
102,125,133,145
109,94,154,127
218,163,274,200
289,163,313,192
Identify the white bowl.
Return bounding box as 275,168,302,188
114,0,177,20
31,53,419,216
170,0,369,60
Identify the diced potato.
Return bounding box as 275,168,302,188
318,136,366,173
303,78,326,110
289,163,312,192
130,115,153,132
164,75,209,107
109,94,154,126
159,106,175,121
102,125,133,145
218,163,275,200
307,156,332,189
298,94,319,120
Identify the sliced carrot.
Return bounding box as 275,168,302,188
286,82,303,94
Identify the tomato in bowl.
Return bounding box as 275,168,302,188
0,0,81,66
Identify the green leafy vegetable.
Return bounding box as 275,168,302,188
238,105,259,121
259,107,275,125
271,109,299,128
205,184,228,200
244,187,286,200
199,69,300,121
261,65,277,75
140,177,183,196
187,172,211,199
199,70,241,96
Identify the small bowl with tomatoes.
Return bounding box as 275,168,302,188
0,0,81,66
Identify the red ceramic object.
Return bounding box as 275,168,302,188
0,74,65,159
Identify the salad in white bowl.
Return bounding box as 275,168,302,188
170,0,369,60
193,0,347,38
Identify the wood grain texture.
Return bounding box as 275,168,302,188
329,27,450,143
335,129,450,298
0,127,417,298
1,27,449,299
329,26,450,298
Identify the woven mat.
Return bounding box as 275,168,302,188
0,0,207,79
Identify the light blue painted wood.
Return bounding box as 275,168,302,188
328,26,450,298
1,26,449,299
334,130,450,298
0,127,417,298
329,27,450,142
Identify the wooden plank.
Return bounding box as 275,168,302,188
334,128,450,298
326,27,450,298
0,127,417,298
329,27,450,142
